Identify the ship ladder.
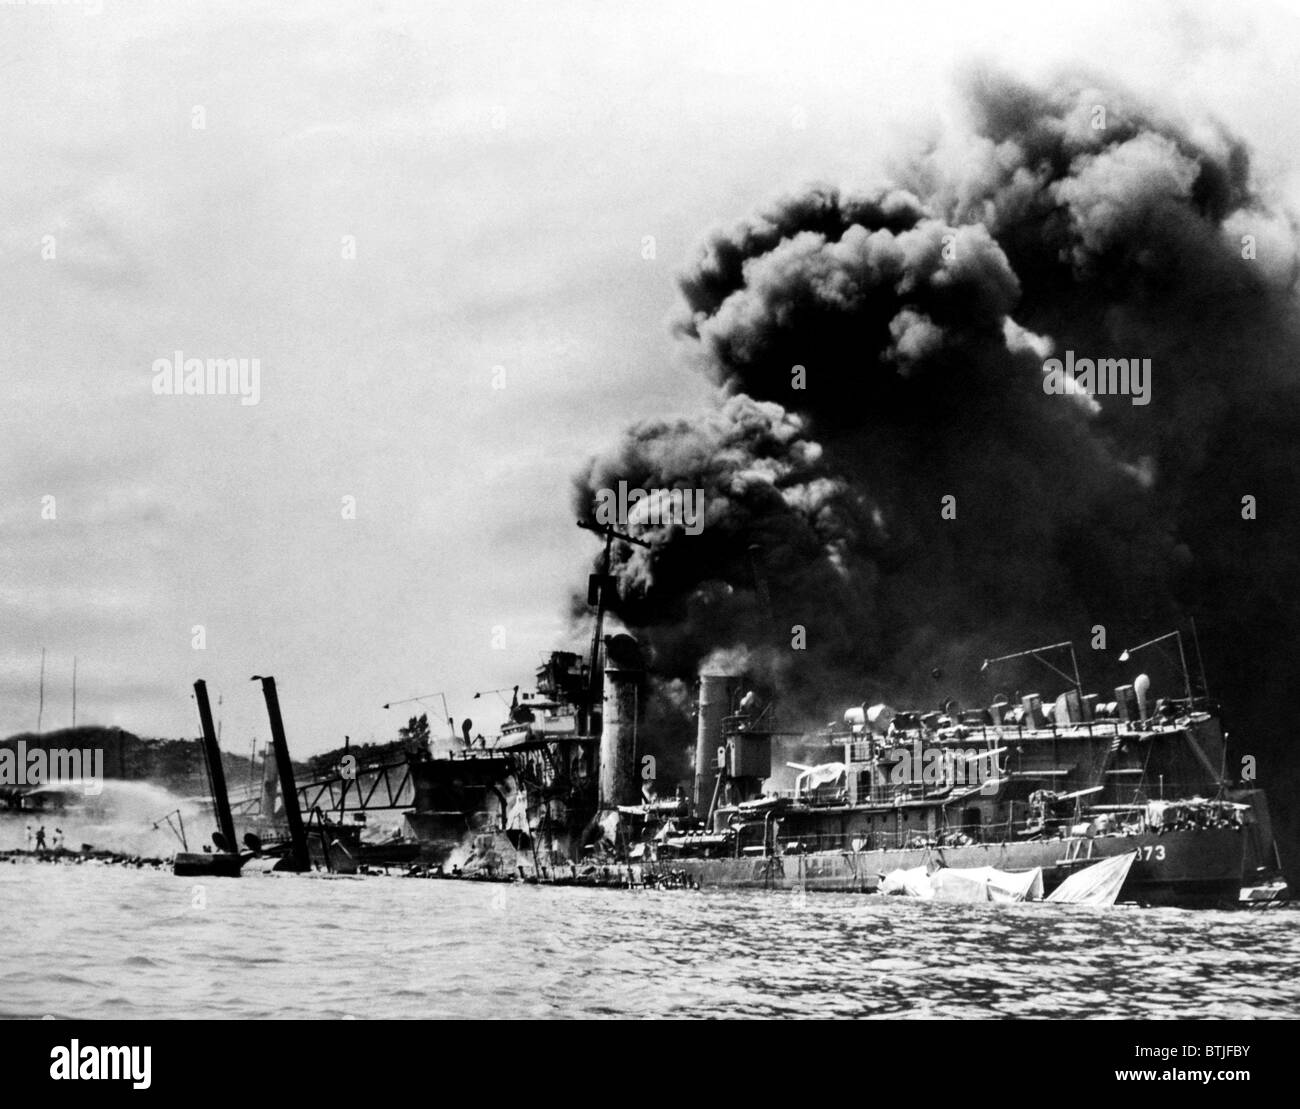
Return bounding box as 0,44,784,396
1059,837,1096,867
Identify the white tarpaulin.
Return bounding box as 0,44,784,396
881,865,1043,902
1046,851,1136,906
879,866,934,898
794,762,847,797
932,866,1044,903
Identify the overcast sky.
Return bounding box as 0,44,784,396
3,0,1299,756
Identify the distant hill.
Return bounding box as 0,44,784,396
0,726,305,798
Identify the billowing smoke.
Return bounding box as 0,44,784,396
572,69,1300,867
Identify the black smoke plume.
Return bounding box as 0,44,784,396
572,69,1300,871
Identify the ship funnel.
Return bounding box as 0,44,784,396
694,672,738,817
599,634,645,809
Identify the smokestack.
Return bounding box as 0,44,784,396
694,672,737,817
598,634,644,809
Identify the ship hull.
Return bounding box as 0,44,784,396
663,828,1251,908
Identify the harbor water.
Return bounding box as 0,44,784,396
2,862,1297,1019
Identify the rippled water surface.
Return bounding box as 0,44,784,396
1,863,1297,1019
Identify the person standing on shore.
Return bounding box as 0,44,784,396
25,823,33,850
35,825,46,851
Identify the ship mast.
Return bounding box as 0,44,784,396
37,647,45,734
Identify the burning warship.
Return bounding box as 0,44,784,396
10,526,1288,908
232,524,1285,907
